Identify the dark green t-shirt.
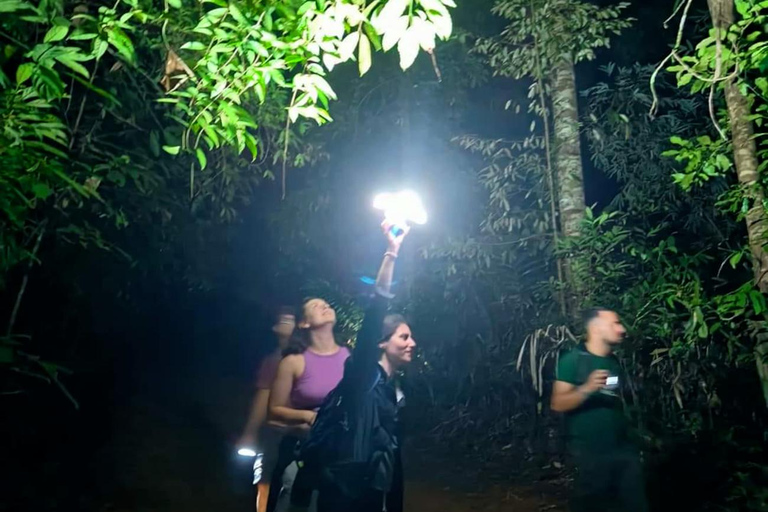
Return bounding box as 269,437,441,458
556,344,628,453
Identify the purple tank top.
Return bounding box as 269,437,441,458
291,346,350,410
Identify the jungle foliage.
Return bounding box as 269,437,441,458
3,0,768,510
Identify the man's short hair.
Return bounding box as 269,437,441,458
275,305,295,322
582,306,612,328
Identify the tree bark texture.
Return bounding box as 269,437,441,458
551,58,586,316
708,0,768,408
551,58,586,240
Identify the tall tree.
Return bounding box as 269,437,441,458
551,56,585,241
707,0,768,292
656,0,768,407
709,0,768,407
474,0,631,313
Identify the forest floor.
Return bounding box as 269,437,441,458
3,394,571,512
405,480,565,512
403,440,568,512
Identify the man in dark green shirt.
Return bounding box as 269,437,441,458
552,308,648,512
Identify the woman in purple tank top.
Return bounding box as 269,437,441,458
265,296,350,512
269,298,350,429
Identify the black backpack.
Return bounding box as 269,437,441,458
297,368,382,471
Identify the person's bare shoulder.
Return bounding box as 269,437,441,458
279,353,304,375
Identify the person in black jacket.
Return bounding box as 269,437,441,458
302,221,415,512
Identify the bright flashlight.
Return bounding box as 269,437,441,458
373,190,427,236
238,448,257,457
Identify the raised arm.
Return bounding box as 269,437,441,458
347,222,409,384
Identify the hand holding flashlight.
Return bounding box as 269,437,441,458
382,219,410,255
373,190,427,240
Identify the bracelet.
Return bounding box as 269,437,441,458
384,251,398,259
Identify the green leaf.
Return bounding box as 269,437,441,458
32,182,53,199
229,2,248,24
263,7,274,30
180,41,206,51
37,65,66,97
428,11,452,40
358,34,372,76
51,168,93,198
69,32,98,41
15,62,34,84
297,1,313,15
382,15,408,52
715,153,731,170
195,148,207,169
26,140,68,159
0,0,29,13
149,131,160,157
339,32,360,62
168,0,181,7
729,251,743,269
373,0,409,33
55,55,91,77
363,23,382,51
244,133,258,160
397,26,420,70
44,25,69,43
750,290,765,315
70,73,120,105
163,145,180,155
322,52,343,71
212,80,227,98
92,39,108,60
307,74,337,100
107,27,135,63
412,17,435,51
755,77,768,94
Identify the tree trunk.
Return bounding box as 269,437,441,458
708,0,768,408
551,58,586,316
551,58,586,240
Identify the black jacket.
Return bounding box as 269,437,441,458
340,290,401,493
301,289,402,499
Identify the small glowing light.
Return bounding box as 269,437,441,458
238,448,257,457
373,190,428,230
359,276,398,285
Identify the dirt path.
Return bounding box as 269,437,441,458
406,481,565,512
402,441,567,512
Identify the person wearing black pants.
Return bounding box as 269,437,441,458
303,221,415,512
551,307,649,512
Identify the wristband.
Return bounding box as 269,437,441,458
384,251,398,259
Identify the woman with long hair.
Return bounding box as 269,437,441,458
302,221,415,512
265,294,350,511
